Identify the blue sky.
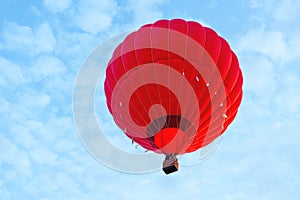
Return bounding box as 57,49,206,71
0,0,299,199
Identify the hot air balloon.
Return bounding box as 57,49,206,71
104,19,243,174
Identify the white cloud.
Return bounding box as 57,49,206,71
72,0,118,34
127,0,168,26
240,55,276,97
288,33,300,61
0,97,10,113
31,6,42,16
249,0,300,22
30,146,58,165
43,0,73,13
12,124,40,150
0,57,25,86
275,86,300,114
274,72,300,114
56,172,79,193
183,17,212,28
237,27,289,63
24,173,59,195
15,88,51,108
0,134,32,179
1,22,56,55
245,0,300,65
29,55,67,81
249,0,262,8
12,117,74,151
272,0,300,22
53,139,76,152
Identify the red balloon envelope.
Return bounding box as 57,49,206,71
104,19,243,173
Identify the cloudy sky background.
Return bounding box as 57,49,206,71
0,0,299,199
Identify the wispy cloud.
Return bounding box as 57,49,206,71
237,27,289,63
43,0,73,13
70,0,118,34
126,0,168,26
0,57,25,86
1,22,56,55
29,55,67,81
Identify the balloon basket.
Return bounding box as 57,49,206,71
162,154,179,174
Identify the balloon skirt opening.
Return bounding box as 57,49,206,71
154,127,186,154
